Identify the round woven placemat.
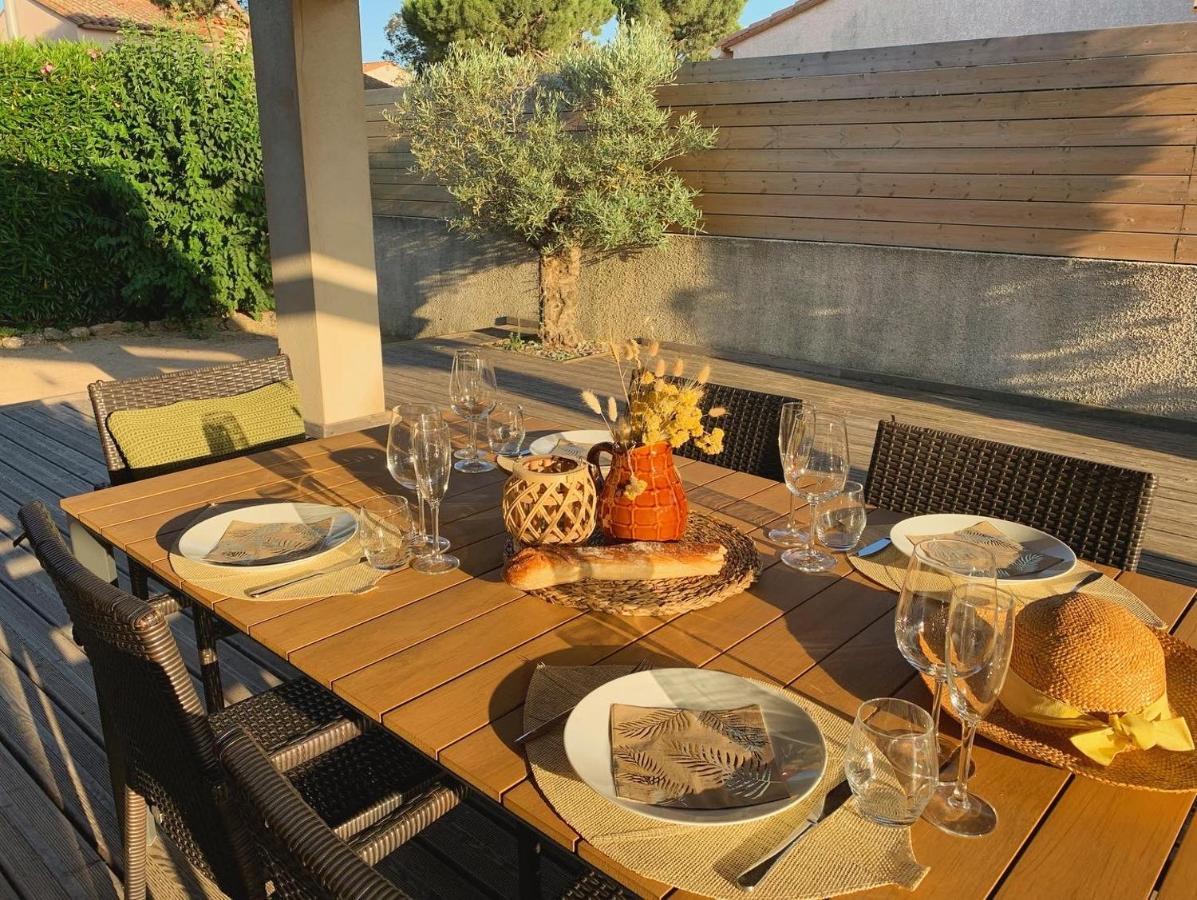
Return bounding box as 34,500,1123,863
525,665,927,899
507,513,760,616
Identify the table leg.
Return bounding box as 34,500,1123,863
69,520,118,585
517,825,542,900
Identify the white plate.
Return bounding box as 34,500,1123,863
563,668,826,826
177,502,357,572
528,429,611,459
889,514,1077,583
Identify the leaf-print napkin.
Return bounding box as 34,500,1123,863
911,521,1066,578
610,704,791,810
203,518,334,566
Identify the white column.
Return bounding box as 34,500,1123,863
250,0,387,436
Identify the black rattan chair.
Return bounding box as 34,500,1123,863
863,419,1157,571
18,501,462,900
88,354,308,711
668,379,801,481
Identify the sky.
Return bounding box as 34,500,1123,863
357,0,795,61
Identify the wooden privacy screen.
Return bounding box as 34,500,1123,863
366,22,1197,264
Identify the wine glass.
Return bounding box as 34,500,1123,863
410,418,459,574
450,350,498,474
767,401,808,547
813,480,867,552
781,411,849,572
895,539,996,764
487,401,526,460
923,585,1016,836
386,403,448,552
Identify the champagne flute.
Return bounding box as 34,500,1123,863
410,418,459,574
781,411,849,572
767,401,808,547
386,403,449,552
450,350,498,474
923,585,1016,836
895,539,996,764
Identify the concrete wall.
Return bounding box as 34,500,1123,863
0,0,120,43
727,0,1195,57
373,214,1197,423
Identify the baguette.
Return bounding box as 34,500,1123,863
504,541,727,590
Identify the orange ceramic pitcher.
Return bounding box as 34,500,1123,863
587,441,688,542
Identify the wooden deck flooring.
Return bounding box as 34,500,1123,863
0,330,1191,897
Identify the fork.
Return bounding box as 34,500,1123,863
515,659,651,745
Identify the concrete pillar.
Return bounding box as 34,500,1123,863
250,0,386,436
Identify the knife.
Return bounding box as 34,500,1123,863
855,536,891,558
735,776,854,891
246,556,367,598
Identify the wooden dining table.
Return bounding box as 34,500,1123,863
59,419,1197,899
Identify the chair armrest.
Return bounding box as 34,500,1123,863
268,717,364,773
347,781,468,867
147,593,185,616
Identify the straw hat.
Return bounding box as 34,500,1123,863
946,593,1197,792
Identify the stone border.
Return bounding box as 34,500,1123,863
0,312,277,350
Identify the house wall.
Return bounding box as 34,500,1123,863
726,0,1195,57
0,0,120,43
372,215,1197,423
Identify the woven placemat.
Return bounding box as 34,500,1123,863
510,513,760,616
525,666,927,899
169,535,388,602
847,525,1162,628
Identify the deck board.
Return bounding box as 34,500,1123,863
0,330,1193,897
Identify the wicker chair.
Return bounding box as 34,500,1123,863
18,501,463,900
88,354,307,711
668,379,801,481
863,419,1157,571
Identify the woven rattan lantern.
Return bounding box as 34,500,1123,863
502,456,597,546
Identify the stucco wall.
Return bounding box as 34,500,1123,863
373,215,1197,422
728,0,1196,57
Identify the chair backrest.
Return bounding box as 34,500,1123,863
17,501,262,897
863,419,1157,571
89,354,303,485
217,726,406,900
669,379,801,481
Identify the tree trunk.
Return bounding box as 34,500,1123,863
538,246,582,350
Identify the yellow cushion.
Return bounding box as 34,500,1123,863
107,380,305,471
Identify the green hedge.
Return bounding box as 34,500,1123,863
0,30,272,328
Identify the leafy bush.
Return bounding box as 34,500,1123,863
0,30,270,328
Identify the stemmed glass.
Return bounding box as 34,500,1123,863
781,411,849,572
450,350,498,473
895,539,996,763
386,403,449,552
487,401,526,461
924,585,1016,836
410,417,459,574
767,401,808,547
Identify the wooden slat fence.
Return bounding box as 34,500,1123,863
366,22,1197,264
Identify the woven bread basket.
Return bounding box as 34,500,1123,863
935,592,1197,792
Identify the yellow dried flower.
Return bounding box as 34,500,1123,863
671,358,684,377
580,390,603,417
607,396,618,421
648,340,661,357
697,364,711,385
654,359,666,378
709,406,727,418
640,370,654,385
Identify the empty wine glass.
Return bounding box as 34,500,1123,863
410,418,459,574
814,480,867,552
387,403,448,553
487,401,526,460
845,697,938,826
781,411,849,572
358,495,413,570
923,585,1016,836
767,401,808,547
450,350,498,474
895,539,996,764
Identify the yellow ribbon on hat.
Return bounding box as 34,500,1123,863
1000,670,1194,766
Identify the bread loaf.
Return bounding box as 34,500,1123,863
504,541,726,590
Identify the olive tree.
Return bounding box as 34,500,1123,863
388,23,714,349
